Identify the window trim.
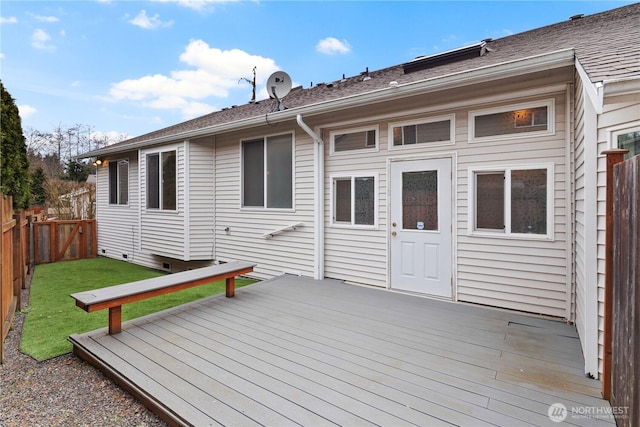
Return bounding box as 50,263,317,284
145,149,177,212
108,158,129,206
388,114,455,150
608,121,640,160
329,172,379,229
240,131,295,212
329,125,379,156
467,163,555,240
468,99,555,143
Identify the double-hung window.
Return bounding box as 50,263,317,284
469,164,554,239
242,133,293,209
332,174,377,227
146,150,176,210
108,159,128,205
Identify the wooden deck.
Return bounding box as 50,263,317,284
69,275,614,427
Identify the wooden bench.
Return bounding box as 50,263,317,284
71,261,255,335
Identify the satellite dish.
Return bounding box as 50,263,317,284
266,71,292,100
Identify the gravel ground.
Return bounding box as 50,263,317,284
0,278,168,427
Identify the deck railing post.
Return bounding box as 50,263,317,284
601,148,628,401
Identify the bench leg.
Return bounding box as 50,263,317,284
226,277,235,298
109,306,122,334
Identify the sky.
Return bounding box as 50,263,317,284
1,0,634,142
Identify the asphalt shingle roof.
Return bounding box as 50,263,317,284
95,2,640,152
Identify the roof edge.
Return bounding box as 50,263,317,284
79,48,575,158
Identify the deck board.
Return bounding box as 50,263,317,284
69,275,614,426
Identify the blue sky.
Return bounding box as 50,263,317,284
1,0,633,141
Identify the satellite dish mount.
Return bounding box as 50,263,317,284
266,71,292,111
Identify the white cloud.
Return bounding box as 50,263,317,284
129,10,174,29
0,16,18,24
71,81,81,88
28,13,59,23
110,39,279,117
18,105,37,119
32,29,55,51
151,0,238,11
316,37,351,55
0,53,4,59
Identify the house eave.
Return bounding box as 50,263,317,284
79,48,575,158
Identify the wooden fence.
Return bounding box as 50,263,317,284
1,194,97,363
611,154,639,427
34,219,97,264
1,196,29,363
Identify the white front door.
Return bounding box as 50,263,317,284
390,158,452,298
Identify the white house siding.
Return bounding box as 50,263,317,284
573,75,588,355
456,92,570,318
213,128,316,280
139,143,186,260
321,75,572,317
323,124,388,287
595,96,640,376
186,138,215,261
96,152,141,262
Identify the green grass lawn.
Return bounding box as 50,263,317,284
20,257,255,361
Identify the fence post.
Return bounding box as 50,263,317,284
601,148,628,400
12,212,24,310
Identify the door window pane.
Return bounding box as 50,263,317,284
476,173,504,230
511,169,547,234
402,170,438,231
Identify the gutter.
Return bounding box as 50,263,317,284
79,48,575,159
296,114,325,280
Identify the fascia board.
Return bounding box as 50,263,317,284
81,48,575,158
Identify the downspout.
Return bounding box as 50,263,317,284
296,114,324,280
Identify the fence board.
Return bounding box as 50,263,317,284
612,155,640,427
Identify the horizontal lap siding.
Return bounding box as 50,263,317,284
188,139,215,260
595,98,639,376
214,129,315,279
457,93,569,318
96,153,140,262
140,144,186,260
323,127,388,287
573,76,588,361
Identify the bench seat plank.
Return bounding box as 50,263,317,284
71,261,255,334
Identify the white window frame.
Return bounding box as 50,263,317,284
467,163,555,240
388,114,455,150
329,125,379,156
469,99,555,143
240,131,295,211
145,149,177,212
330,172,378,229
108,159,129,206
608,121,640,159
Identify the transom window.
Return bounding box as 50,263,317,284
108,159,128,205
330,126,378,154
242,133,293,209
469,164,554,239
470,100,554,141
332,174,377,227
390,115,454,148
146,151,176,210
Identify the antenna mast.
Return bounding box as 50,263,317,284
239,66,257,103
